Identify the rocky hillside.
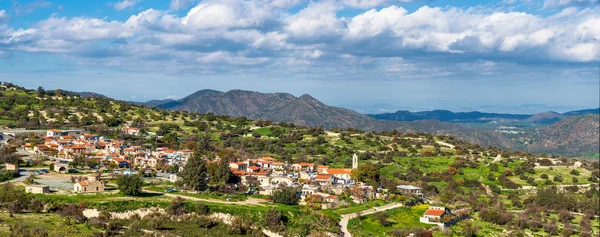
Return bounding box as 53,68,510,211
527,114,600,156
145,89,515,148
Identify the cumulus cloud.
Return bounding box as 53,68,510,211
0,0,598,77
114,0,140,11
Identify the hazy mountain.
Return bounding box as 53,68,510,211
563,108,600,116
526,114,600,156
370,108,599,124
526,111,566,124
369,110,530,123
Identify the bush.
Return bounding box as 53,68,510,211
540,174,548,179
553,176,563,182
117,175,143,196
375,212,391,226
487,173,496,181
264,209,285,233
570,169,579,176
270,187,299,205
167,197,185,216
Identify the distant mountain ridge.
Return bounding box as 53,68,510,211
141,89,522,149
141,89,598,156
369,108,599,124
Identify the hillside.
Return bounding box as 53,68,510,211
145,89,515,148
527,114,600,156
526,111,566,124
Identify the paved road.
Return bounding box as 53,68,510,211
339,202,404,237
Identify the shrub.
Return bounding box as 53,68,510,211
540,174,548,179
167,197,185,216
375,212,391,226
553,176,563,182
117,174,143,196
570,169,579,175
270,187,299,205
264,209,285,233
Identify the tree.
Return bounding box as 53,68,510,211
375,212,391,226
271,187,299,205
462,221,480,237
167,197,185,216
181,151,208,192
54,89,62,97
37,87,45,97
117,175,143,196
264,209,285,232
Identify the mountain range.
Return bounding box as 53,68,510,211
368,108,599,124
139,89,599,156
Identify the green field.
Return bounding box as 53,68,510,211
347,204,434,237
0,212,101,236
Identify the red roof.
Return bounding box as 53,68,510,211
248,166,260,171
325,168,352,175
315,174,332,180
424,209,445,216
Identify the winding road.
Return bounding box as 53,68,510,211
339,202,404,237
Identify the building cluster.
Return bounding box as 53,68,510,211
20,129,193,171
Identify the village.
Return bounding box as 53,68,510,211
4,128,456,229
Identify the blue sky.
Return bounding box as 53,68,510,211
0,0,599,113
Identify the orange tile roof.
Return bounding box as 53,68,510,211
315,174,332,180
327,195,337,199
248,166,260,171
261,157,275,161
325,168,352,175
78,181,90,187
424,209,445,216
49,129,61,132
272,162,284,165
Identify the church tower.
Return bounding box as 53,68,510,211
352,153,358,169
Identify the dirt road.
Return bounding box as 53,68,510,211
339,202,404,237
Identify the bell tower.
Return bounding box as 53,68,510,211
352,153,358,169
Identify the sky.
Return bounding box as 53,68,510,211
0,0,599,113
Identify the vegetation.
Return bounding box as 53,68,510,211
117,174,143,196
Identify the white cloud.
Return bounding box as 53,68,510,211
0,10,8,25
181,0,273,29
13,0,51,15
284,1,345,41
170,0,196,11
342,0,412,9
114,0,140,11
543,0,598,8
197,51,269,65
0,0,597,76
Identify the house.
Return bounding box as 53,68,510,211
313,174,333,186
111,157,130,168
74,176,105,193
26,185,50,194
229,162,248,171
292,163,314,172
122,127,140,136
4,163,18,171
271,162,286,170
321,168,353,182
46,129,62,137
420,206,449,226
397,185,424,198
